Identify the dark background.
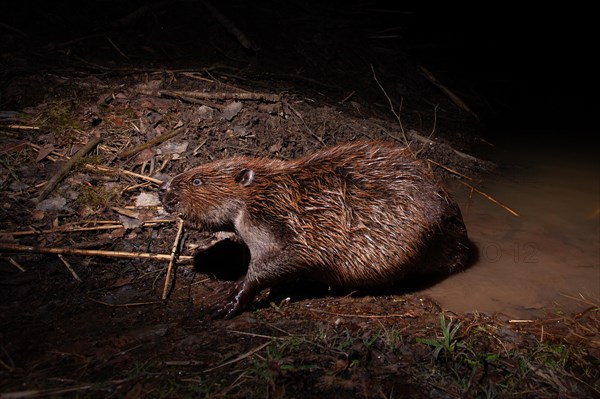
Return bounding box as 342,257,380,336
2,1,597,136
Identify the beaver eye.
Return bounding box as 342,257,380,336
192,178,203,186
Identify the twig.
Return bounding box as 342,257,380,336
106,37,130,60
27,142,68,159
408,129,484,164
162,218,185,300
559,293,599,309
431,103,439,136
228,330,289,340
417,65,478,119
179,72,214,82
4,125,40,130
3,219,175,237
0,384,93,399
7,257,26,272
426,158,473,181
119,124,186,159
88,298,161,307
112,0,172,28
287,105,324,145
0,244,194,264
164,360,205,366
371,64,408,145
200,0,257,51
84,164,163,184
261,72,340,90
58,254,81,282
459,180,520,217
0,345,15,372
36,135,102,203
159,90,280,103
308,308,418,319
204,341,270,373
0,22,27,37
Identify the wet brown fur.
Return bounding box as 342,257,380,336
160,141,471,318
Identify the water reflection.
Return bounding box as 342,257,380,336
423,136,600,317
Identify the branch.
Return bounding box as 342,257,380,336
119,124,186,159
36,135,102,203
417,65,478,119
199,0,257,51
162,218,185,300
0,244,194,264
158,90,280,103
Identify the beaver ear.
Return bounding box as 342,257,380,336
235,168,255,186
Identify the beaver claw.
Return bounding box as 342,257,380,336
210,299,244,319
209,281,250,319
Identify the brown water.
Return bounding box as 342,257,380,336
423,137,600,318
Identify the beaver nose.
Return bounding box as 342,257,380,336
159,179,171,192
158,180,171,198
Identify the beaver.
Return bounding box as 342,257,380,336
160,140,472,318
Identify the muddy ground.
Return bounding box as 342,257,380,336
1,2,598,398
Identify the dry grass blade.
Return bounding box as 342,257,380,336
459,180,520,217
57,254,81,282
204,342,270,373
7,257,26,272
370,64,408,145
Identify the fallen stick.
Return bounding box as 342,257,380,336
409,129,485,164
308,308,418,319
88,298,161,307
84,163,163,184
0,385,93,399
4,124,40,130
36,135,103,202
426,158,473,181
58,254,81,282
3,219,175,237
460,180,520,217
36,136,102,202
417,65,478,119
119,124,186,159
159,90,280,103
0,244,193,264
200,0,257,51
204,342,270,373
7,257,26,272
5,224,124,237
162,218,185,300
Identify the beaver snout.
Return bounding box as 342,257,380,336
159,179,177,213
159,179,171,192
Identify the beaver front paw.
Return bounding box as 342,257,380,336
208,281,256,319
209,298,245,319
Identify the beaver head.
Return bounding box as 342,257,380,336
159,159,256,231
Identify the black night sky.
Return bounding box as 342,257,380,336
2,1,597,135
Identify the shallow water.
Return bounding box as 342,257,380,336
423,135,600,318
